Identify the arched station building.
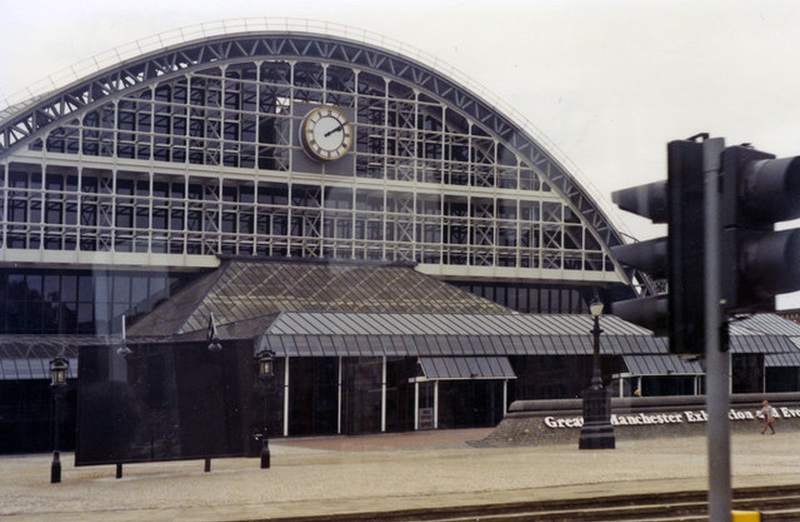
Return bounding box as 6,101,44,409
0,22,631,316
2,21,798,455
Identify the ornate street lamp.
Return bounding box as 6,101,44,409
578,300,616,450
255,349,275,469
49,356,69,483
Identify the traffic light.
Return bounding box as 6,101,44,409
609,203,668,336
666,139,706,354
610,138,706,354
720,146,800,311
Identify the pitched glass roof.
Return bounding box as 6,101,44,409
128,258,511,337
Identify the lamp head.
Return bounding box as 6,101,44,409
256,350,275,380
589,300,604,318
49,357,69,387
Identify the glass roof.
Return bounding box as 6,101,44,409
128,258,511,337
0,335,96,380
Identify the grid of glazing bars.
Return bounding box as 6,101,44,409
2,59,615,276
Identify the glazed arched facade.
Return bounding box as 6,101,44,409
0,32,628,291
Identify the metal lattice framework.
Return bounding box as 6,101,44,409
0,28,631,287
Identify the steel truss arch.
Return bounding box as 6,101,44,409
0,31,630,280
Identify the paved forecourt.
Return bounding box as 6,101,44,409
1,428,799,522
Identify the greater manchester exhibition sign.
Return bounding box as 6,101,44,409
542,406,800,429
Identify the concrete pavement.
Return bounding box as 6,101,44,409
2,428,800,521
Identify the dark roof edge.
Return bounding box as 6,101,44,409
128,262,226,336
216,254,417,269
173,258,237,334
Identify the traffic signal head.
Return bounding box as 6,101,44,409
610,138,706,354
666,139,706,354
721,146,800,310
724,151,800,227
611,180,668,224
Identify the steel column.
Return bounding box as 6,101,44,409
703,137,730,522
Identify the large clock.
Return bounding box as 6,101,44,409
300,106,354,162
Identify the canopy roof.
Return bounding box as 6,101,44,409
6,255,800,380
129,257,510,337
621,355,703,376
418,357,517,381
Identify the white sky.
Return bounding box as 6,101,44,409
2,0,800,306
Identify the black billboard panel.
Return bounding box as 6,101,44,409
75,340,260,466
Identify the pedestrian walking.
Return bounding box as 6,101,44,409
756,400,778,435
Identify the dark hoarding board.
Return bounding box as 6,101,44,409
75,340,260,466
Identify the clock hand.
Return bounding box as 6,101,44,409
324,123,344,138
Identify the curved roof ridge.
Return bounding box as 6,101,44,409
0,18,630,245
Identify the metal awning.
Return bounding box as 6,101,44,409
0,357,78,380
765,352,800,367
0,335,100,380
416,356,516,381
622,355,703,376
729,335,797,353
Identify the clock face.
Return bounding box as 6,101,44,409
300,106,353,162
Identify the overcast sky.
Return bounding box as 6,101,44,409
2,0,800,306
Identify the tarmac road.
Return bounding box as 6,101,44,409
1,428,799,522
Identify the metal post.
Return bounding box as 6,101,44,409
50,392,61,484
337,356,342,435
703,137,730,521
283,356,290,438
433,381,439,429
591,315,602,388
381,356,387,433
261,379,270,469
414,380,419,431
503,379,508,414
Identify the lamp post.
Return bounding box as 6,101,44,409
117,315,132,357
578,300,615,450
207,312,222,352
49,357,69,483
255,349,275,469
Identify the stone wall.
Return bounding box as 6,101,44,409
477,392,800,447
